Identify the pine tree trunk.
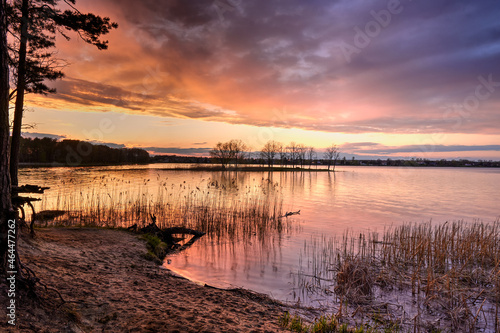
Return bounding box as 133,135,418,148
9,0,29,187
0,0,14,272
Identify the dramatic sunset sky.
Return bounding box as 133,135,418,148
20,0,500,160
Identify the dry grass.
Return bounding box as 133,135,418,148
294,220,500,332
334,256,373,303
30,174,288,241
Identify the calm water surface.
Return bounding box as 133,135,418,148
19,164,500,305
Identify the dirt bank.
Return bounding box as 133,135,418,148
0,228,289,332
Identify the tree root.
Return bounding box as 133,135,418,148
19,262,66,307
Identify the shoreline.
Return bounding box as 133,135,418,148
19,162,337,172
1,227,294,332
19,162,500,172
1,224,497,331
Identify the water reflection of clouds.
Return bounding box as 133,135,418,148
20,164,500,306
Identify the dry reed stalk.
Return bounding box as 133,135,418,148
29,176,288,243
295,220,500,332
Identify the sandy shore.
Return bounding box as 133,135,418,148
0,228,289,332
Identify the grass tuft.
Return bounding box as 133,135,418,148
140,233,168,263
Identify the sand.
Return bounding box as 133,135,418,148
0,228,290,332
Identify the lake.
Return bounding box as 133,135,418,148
19,164,500,306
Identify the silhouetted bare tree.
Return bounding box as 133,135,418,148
297,144,307,168
210,139,249,169
278,144,287,167
286,142,300,168
325,144,341,171
210,142,232,169
260,140,282,168
307,146,316,169
228,139,249,168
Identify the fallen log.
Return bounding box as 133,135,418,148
136,214,206,252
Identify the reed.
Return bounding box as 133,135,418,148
293,220,500,332
31,174,288,242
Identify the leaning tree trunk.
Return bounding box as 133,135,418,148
0,0,14,272
9,0,29,187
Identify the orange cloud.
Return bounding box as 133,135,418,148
23,0,500,141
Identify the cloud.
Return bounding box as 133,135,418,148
22,132,67,140
91,141,127,149
27,0,500,136
21,132,129,150
366,145,500,154
341,142,383,149
143,147,212,156
343,142,500,156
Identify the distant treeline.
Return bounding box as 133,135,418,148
151,154,500,168
19,137,149,165
356,158,500,168
19,136,499,168
151,155,211,164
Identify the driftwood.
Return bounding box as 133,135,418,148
134,214,206,252
279,209,301,218
127,224,138,232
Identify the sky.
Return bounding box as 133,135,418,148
19,0,500,160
